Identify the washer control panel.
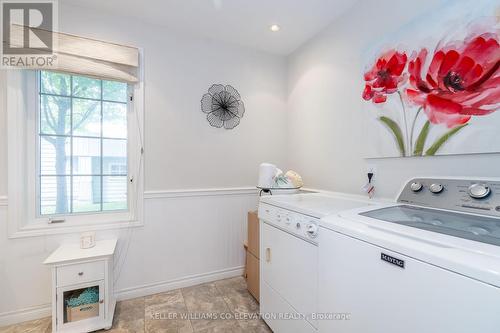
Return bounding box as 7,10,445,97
398,178,500,217
258,203,319,243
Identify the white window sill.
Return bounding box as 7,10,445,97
8,218,144,239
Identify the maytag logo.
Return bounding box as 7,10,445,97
381,253,405,269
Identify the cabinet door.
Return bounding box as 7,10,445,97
57,280,105,332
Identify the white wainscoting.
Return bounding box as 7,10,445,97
0,188,259,327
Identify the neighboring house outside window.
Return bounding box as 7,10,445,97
38,71,128,216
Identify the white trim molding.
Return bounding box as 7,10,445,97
0,303,51,328
0,187,259,207
0,266,244,327
2,187,258,238
115,266,244,301
0,195,144,239
144,187,259,199
8,220,144,239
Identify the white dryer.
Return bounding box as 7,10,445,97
258,193,371,333
319,178,500,333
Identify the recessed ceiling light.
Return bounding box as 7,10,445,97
270,24,281,32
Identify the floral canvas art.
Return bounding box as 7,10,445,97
362,0,499,157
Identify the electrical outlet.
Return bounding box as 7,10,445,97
367,164,377,175
366,164,377,183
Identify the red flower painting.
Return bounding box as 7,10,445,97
362,50,408,103
362,29,500,157
407,34,500,127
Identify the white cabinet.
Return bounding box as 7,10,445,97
57,261,105,286
44,239,117,333
56,280,106,331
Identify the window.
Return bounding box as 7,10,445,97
38,71,129,216
4,45,143,238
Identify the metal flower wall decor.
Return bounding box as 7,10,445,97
201,84,245,129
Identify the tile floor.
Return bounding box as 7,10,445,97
0,277,271,333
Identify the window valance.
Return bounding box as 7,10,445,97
5,24,139,83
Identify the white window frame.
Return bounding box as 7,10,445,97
5,61,144,238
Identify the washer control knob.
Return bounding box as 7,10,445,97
429,183,444,194
410,182,423,192
306,224,318,238
468,183,491,199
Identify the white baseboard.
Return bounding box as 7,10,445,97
115,266,244,301
0,303,51,327
0,266,244,328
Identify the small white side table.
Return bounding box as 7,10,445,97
44,239,117,333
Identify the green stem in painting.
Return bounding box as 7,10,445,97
409,107,423,153
425,124,468,156
397,91,409,157
414,120,431,156
379,116,406,157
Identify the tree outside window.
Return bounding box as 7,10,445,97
39,71,128,215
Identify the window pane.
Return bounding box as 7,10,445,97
73,137,101,175
103,80,127,102
72,76,101,99
40,136,70,175
103,139,127,175
73,98,101,137
41,71,70,96
103,102,127,138
40,176,71,215
73,176,101,213
38,72,129,216
40,95,71,135
103,176,127,211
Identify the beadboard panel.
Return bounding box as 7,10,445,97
0,189,259,326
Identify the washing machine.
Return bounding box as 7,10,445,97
319,178,500,333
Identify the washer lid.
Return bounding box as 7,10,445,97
321,204,500,287
260,193,371,218
361,205,500,247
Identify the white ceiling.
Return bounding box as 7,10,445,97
62,0,358,55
